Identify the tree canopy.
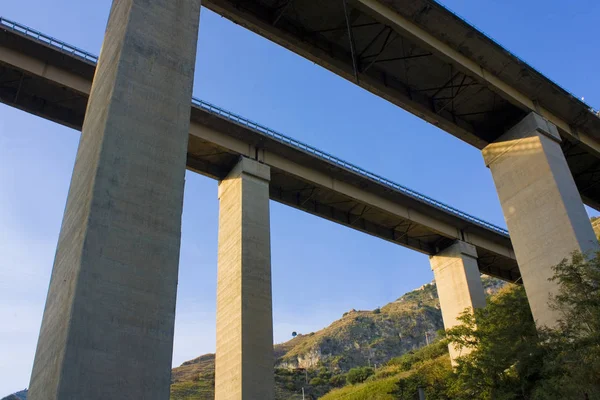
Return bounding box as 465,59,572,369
390,251,600,400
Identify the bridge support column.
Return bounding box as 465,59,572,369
483,112,598,328
430,241,486,364
215,157,275,400
27,1,200,399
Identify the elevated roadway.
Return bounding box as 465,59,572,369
0,17,519,282
203,0,600,209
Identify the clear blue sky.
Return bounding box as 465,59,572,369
1,0,599,395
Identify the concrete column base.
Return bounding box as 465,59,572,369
430,241,486,364
483,112,598,328
215,157,275,400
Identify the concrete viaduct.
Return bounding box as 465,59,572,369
0,0,598,398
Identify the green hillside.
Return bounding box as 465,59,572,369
171,354,216,400
321,341,451,400
170,277,504,400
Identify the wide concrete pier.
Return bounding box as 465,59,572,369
215,157,275,400
483,112,599,328
430,241,486,364
27,1,200,399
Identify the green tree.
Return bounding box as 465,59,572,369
328,374,346,387
389,356,452,400
445,285,545,399
444,251,600,399
533,252,600,399
309,377,325,386
346,366,374,384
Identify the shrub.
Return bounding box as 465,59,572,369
346,366,375,384
318,367,331,380
329,374,346,387
387,340,448,371
309,377,325,386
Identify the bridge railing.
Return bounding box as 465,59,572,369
1,15,510,237
0,17,98,64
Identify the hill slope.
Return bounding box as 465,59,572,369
170,276,503,399
3,277,503,400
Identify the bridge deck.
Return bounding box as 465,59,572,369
202,0,600,210
0,17,519,282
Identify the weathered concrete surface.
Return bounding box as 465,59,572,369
430,241,485,364
483,112,599,328
27,1,200,399
215,157,275,400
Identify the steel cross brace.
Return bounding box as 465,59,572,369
342,0,360,84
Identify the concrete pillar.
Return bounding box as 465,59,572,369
483,112,598,328
592,218,600,240
215,157,275,400
430,241,486,364
28,2,200,399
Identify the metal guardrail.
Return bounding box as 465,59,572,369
1,16,510,236
0,17,98,64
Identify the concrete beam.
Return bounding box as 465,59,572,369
203,0,483,149
430,241,486,364
354,0,600,155
27,1,200,399
215,157,275,400
482,112,599,328
191,122,516,261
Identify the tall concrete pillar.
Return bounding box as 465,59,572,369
215,157,275,400
483,112,599,328
430,241,486,364
28,2,200,399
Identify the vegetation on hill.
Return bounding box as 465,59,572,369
321,341,451,400
443,252,600,399
167,276,504,400
170,354,215,400
12,253,598,400
328,251,600,400
1,275,506,400
6,244,599,400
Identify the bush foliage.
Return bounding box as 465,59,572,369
346,367,375,385
328,251,600,400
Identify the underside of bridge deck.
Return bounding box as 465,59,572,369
201,0,600,209
4,5,600,208
13,12,600,284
